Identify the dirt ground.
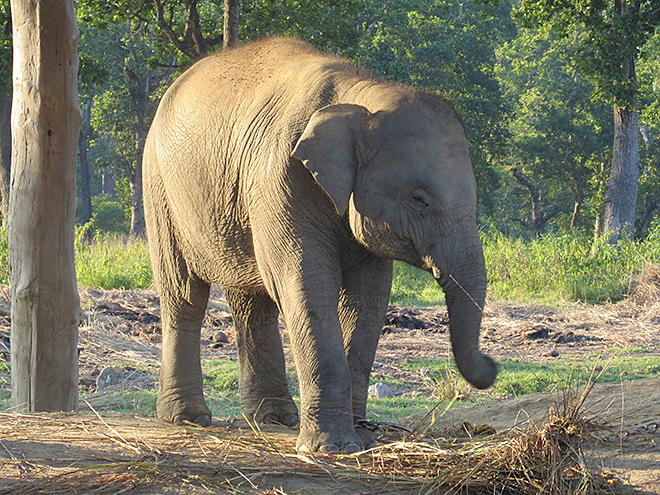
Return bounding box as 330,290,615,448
0,284,659,494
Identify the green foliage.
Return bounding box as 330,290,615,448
511,0,660,107
483,226,660,304
494,29,612,232
356,0,516,213
242,0,366,56
0,362,9,409
75,234,153,289
86,194,130,235
0,0,11,93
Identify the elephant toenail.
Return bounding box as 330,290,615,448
194,415,211,426
319,444,341,454
297,443,313,454
343,443,362,454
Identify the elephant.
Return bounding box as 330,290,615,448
143,37,497,454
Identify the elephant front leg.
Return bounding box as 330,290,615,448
339,256,393,448
286,305,363,454
223,287,299,427
277,281,363,453
158,288,212,426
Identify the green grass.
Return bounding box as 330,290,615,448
386,226,660,308
202,359,300,418
483,228,660,304
391,262,444,306
4,354,660,423
75,233,153,290
0,224,658,307
402,354,660,402
0,362,9,408
82,390,158,416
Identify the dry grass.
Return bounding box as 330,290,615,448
0,381,614,495
628,263,660,306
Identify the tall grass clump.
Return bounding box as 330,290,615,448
484,225,660,304
75,231,153,290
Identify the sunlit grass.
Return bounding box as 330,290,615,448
75,233,153,290
483,228,660,304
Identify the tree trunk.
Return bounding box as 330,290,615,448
129,159,145,236
570,200,581,230
125,68,146,237
78,95,93,226
0,91,11,227
602,102,641,243
102,169,115,196
9,0,81,412
223,0,240,49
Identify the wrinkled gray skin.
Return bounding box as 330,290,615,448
143,38,497,454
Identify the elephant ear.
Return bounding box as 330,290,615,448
292,104,369,216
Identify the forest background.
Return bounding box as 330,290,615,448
0,0,659,298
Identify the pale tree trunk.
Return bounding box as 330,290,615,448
602,102,641,243
78,95,93,226
570,201,581,230
0,91,11,226
124,68,146,236
223,0,240,49
9,0,82,412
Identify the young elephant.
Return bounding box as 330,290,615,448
143,37,497,453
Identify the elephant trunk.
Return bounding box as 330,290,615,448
431,233,497,389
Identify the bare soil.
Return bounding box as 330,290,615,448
0,284,659,494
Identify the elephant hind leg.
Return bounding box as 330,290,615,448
144,166,212,426
224,287,299,427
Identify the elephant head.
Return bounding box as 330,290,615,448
292,97,497,390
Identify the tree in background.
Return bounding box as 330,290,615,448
636,30,660,237
0,1,11,226
79,0,225,66
89,22,175,236
242,0,365,56
77,25,111,228
355,0,515,214
513,0,660,242
495,30,612,235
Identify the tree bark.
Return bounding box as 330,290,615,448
124,68,146,236
0,91,11,226
9,0,81,412
223,0,239,49
602,102,641,243
78,95,93,226
570,201,581,230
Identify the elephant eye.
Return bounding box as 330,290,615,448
411,188,430,209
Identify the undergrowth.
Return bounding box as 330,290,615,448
75,232,153,290
0,225,658,305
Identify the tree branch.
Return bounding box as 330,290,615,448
151,0,197,60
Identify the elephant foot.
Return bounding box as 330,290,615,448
296,424,364,454
354,424,376,450
244,397,300,428
157,395,212,426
